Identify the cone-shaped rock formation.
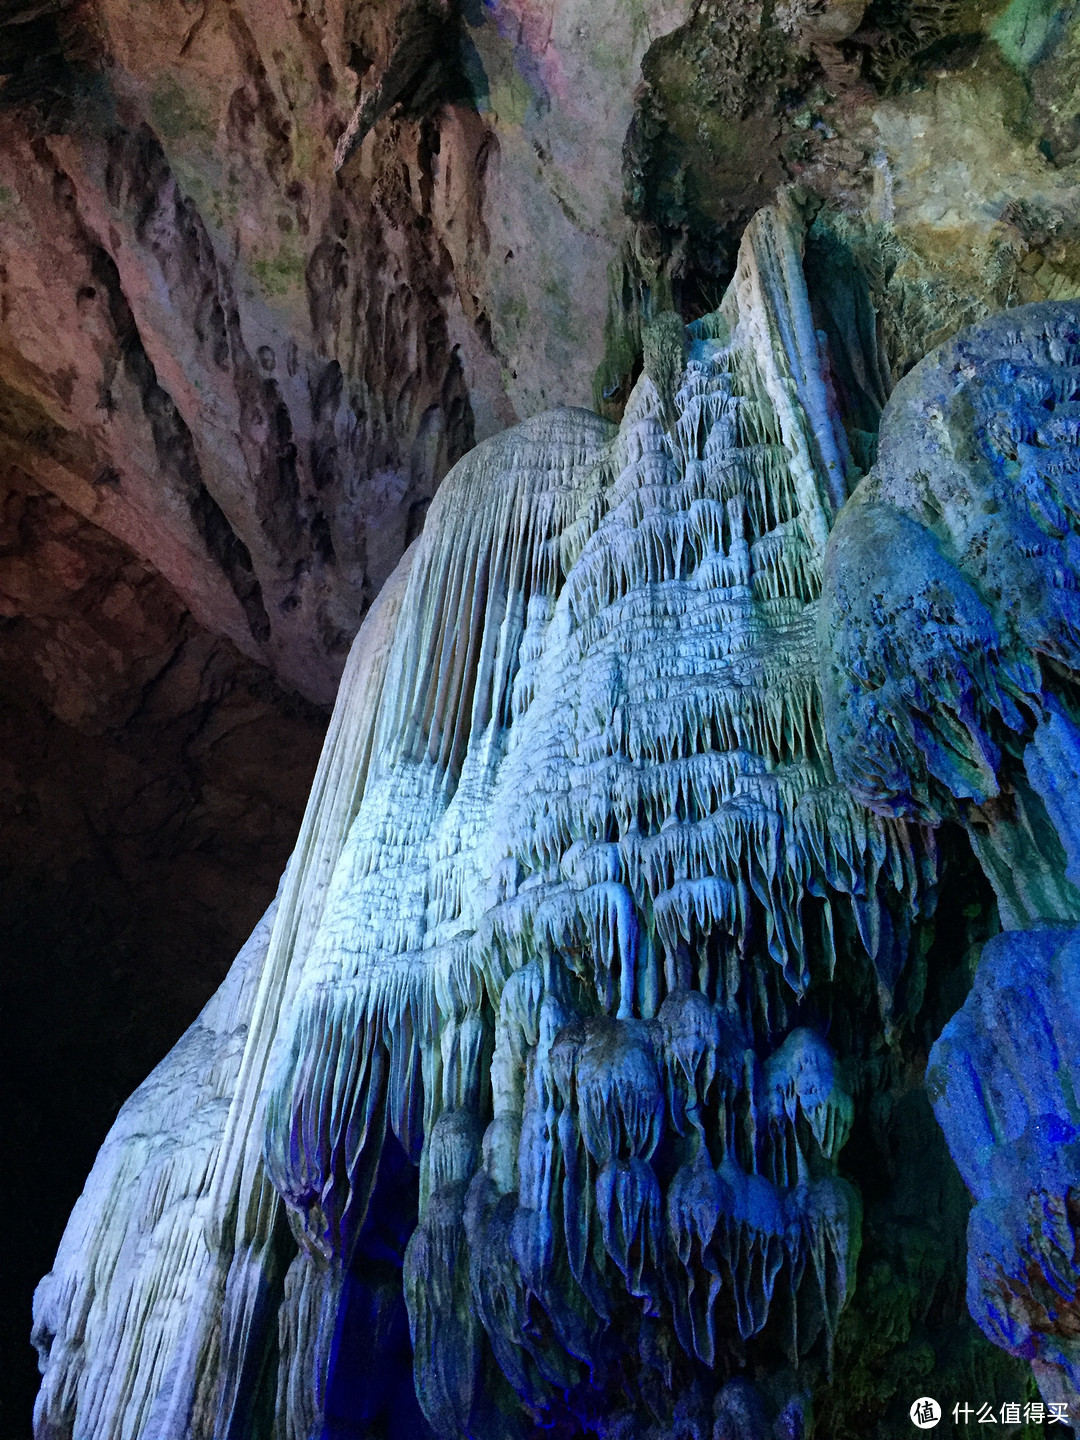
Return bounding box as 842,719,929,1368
34,203,1080,1436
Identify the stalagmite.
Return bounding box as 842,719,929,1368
36,200,1080,1436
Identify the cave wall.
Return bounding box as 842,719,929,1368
0,0,702,704
9,0,1080,697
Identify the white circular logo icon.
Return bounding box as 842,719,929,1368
910,1398,941,1429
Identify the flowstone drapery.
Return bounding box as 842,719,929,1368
32,203,1080,1438
821,304,1080,1413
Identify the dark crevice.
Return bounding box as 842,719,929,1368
88,242,272,645
0,0,108,131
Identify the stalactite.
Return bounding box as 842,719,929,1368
35,199,952,1440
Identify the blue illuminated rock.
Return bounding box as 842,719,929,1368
36,211,1080,1438
929,926,1080,1409
822,301,1080,1415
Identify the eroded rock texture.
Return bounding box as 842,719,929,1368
0,0,706,707
929,928,1080,1415
822,303,1080,929
10,0,1080,702
820,301,1080,1416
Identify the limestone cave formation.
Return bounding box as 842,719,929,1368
8,0,1080,1437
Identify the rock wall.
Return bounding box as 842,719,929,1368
0,0,701,702
8,0,1080,702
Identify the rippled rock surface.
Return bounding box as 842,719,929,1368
822,301,1080,1417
